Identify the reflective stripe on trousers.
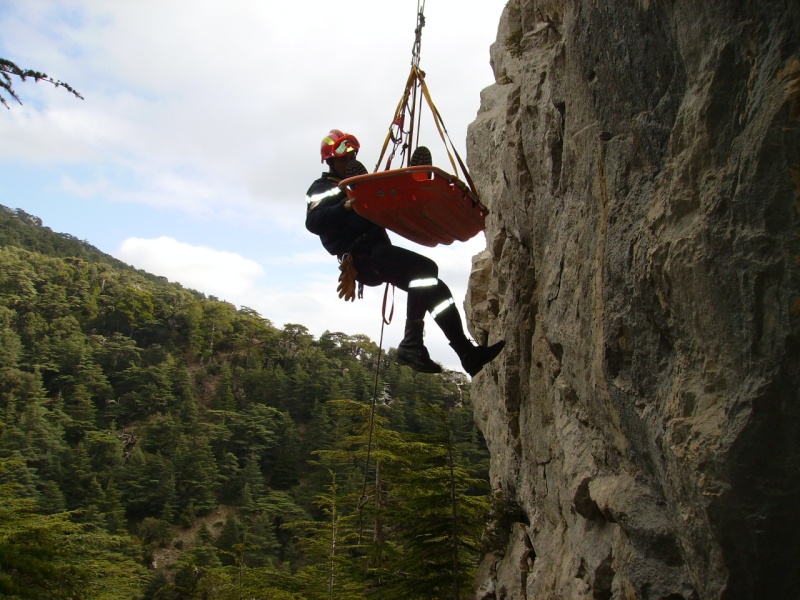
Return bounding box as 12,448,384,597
409,277,439,288
430,298,455,318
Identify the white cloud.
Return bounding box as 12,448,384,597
117,236,265,298
1,1,502,214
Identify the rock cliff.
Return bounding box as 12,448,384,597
464,2,799,598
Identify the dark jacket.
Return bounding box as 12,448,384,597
305,172,387,257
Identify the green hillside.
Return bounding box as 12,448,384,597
0,205,491,599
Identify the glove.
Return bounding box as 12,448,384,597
337,254,358,302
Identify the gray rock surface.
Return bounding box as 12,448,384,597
465,1,800,598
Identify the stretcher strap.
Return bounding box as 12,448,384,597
375,65,478,198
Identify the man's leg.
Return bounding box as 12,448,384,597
367,245,504,375
431,290,505,377
367,244,442,372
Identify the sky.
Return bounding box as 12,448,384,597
0,0,507,372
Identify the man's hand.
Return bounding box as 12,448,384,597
337,254,358,302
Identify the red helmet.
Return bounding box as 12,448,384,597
320,129,360,162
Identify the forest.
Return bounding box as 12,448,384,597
0,205,498,599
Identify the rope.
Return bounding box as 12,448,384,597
407,1,425,160
375,2,426,172
416,73,479,197
412,0,425,68
358,6,420,534
375,66,478,197
358,0,482,544
372,1,479,198
357,286,391,542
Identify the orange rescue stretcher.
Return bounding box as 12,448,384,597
339,166,488,248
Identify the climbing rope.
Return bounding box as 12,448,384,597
373,1,478,198
409,0,425,155
356,0,480,543
356,4,430,539
357,286,391,542
412,0,425,69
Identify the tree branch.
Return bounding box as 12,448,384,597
0,57,84,109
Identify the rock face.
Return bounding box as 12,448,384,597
464,2,799,598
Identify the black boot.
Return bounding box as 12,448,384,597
451,339,506,377
435,304,505,376
397,319,443,373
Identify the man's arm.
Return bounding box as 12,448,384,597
305,178,350,234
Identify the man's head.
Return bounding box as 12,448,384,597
320,129,360,177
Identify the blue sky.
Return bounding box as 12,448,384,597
0,0,506,371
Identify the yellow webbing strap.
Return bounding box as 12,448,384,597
417,76,457,174
375,65,478,198
375,66,418,172
417,72,479,198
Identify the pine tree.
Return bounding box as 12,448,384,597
381,409,490,600
172,363,199,427
100,477,126,533
291,470,368,599
314,399,415,589
119,447,175,520
62,382,98,441
249,490,310,567
0,221,494,595
0,306,22,368
270,415,301,489
214,513,243,566
238,454,261,493
79,430,123,490
212,362,236,411
172,433,218,517
217,452,242,504
0,474,146,599
0,368,69,510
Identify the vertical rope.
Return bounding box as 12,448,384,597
407,1,426,165
376,1,428,170
411,0,425,68
357,285,392,542
357,0,426,536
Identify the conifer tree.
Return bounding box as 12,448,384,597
1,368,69,510
172,432,218,516
212,362,236,411
314,399,415,589
119,447,175,520
240,456,265,504
0,476,146,599
214,513,243,566
172,363,199,426
217,452,242,503
0,306,22,368
270,416,301,489
381,408,490,600
100,477,126,533
291,470,368,599
0,453,39,501
139,413,182,457
62,382,98,441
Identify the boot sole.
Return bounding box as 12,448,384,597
410,146,432,166
397,355,443,374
